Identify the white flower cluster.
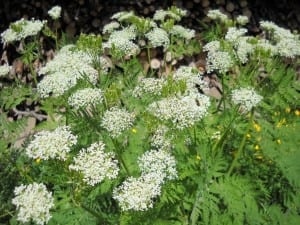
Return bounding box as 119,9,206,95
111,11,135,22
259,21,300,58
103,26,140,56
235,37,254,64
69,141,119,186
138,149,177,181
205,50,233,74
25,126,77,160
169,25,195,40
150,125,173,151
236,15,249,25
203,40,221,52
1,18,46,45
12,183,54,225
172,66,208,94
37,45,98,98
132,78,166,97
145,28,170,48
207,9,229,23
68,88,103,109
112,172,162,211
101,107,135,138
231,87,263,113
153,8,187,22
102,21,120,34
0,64,11,77
225,27,248,45
48,6,62,20
148,93,210,129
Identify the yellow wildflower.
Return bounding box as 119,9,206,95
35,158,41,164
285,108,291,113
253,123,261,132
276,139,281,144
276,118,286,128
131,128,137,133
246,133,251,139
256,155,263,160
254,145,260,151
196,155,201,160
295,110,300,116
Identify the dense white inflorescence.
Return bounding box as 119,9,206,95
102,21,120,34
138,149,177,181
207,9,229,23
148,93,210,129
132,78,166,97
170,25,195,40
25,126,77,160
231,87,263,113
0,64,11,76
206,50,233,74
37,45,98,98
145,28,170,48
68,88,103,109
236,15,249,25
101,107,135,138
12,183,54,225
48,6,62,19
69,142,119,186
150,125,173,151
112,173,163,211
1,18,46,44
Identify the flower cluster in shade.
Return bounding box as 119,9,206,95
150,125,173,151
207,9,229,23
231,87,263,113
172,66,209,94
25,126,77,160
132,78,166,97
101,107,135,138
48,5,62,20
153,7,187,22
259,21,300,58
37,45,98,98
69,141,119,186
148,93,210,130
68,88,103,109
1,18,46,45
145,27,170,49
12,183,54,225
0,64,11,77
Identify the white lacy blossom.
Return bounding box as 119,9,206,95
207,9,229,23
203,40,221,52
206,50,233,74
25,126,77,160
68,88,103,109
231,87,263,113
145,28,170,48
48,6,62,19
150,125,173,150
69,142,119,186
225,27,248,46
236,15,249,25
153,8,187,21
0,64,11,76
169,25,195,40
112,173,163,211
12,183,54,225
101,107,135,138
138,149,177,181
37,45,98,98
102,21,120,34
235,37,254,64
132,78,166,97
148,93,210,129
1,18,46,44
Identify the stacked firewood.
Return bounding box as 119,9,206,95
1,0,299,38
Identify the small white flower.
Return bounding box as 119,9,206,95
48,6,62,20
235,37,254,64
133,78,166,97
231,87,263,113
145,28,170,48
68,88,103,109
150,125,173,150
170,25,195,40
203,40,221,52
138,149,177,181
69,141,119,186
12,183,54,225
102,21,120,34
207,9,229,23
101,107,135,138
112,173,163,211
0,64,11,77
236,15,249,25
25,126,77,160
206,50,233,74
225,27,248,45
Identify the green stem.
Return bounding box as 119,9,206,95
112,139,130,175
29,63,38,86
190,188,203,225
226,110,253,176
81,204,104,222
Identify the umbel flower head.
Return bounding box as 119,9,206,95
48,5,62,20
1,18,46,45
12,183,54,225
132,78,166,97
112,172,163,211
231,87,263,113
145,28,170,49
68,88,104,109
138,149,177,182
101,107,135,138
25,126,77,160
69,141,119,186
0,64,11,77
